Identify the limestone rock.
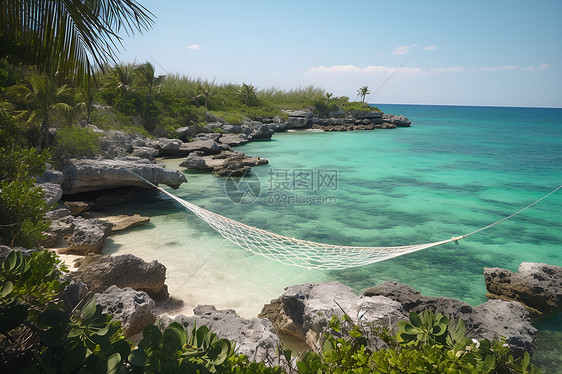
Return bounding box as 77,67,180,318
249,124,275,140
74,254,168,300
194,133,222,142
60,280,90,311
163,305,281,363
484,263,562,314
61,217,113,255
363,281,537,355
39,182,63,206
64,201,92,216
95,286,156,337
62,158,187,194
179,153,212,170
176,125,208,141
381,114,411,127
219,133,250,146
286,116,310,129
471,300,536,354
259,282,405,351
100,130,134,157
36,170,64,184
180,140,230,156
99,214,150,232
45,205,72,220
131,146,159,160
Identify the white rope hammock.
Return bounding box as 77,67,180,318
148,178,560,270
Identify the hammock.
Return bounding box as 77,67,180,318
144,175,560,270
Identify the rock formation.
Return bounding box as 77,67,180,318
74,254,169,300
161,305,281,363
363,281,537,355
58,217,113,255
98,214,150,232
179,150,268,176
61,157,187,194
484,262,562,315
95,286,156,337
259,282,406,351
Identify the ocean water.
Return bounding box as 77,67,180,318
101,104,561,370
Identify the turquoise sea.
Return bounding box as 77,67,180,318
102,104,562,371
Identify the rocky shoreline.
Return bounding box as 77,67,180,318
22,108,562,362
2,244,560,362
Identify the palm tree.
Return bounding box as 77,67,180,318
5,74,76,149
240,83,257,106
0,0,154,84
106,64,135,96
356,86,371,103
135,62,164,98
197,82,213,109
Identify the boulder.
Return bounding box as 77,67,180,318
44,205,72,220
363,281,537,355
36,169,64,184
39,182,63,206
484,263,562,315
62,158,187,194
60,217,113,255
195,133,222,142
218,133,250,146
60,279,90,311
131,146,159,160
180,140,230,156
286,117,310,129
381,114,411,127
64,201,92,216
155,138,183,156
162,305,281,363
249,124,275,140
259,282,406,351
100,130,134,157
95,286,156,337
176,125,208,141
74,254,168,300
179,153,212,170
99,214,150,232
211,152,268,177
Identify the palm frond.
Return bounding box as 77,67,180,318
0,0,154,84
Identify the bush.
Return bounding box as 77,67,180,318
0,116,50,247
50,125,103,163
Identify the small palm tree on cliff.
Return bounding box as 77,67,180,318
356,86,371,103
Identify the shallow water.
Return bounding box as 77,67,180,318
101,104,561,369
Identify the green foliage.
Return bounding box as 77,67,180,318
51,125,103,163
315,311,541,374
0,250,543,373
0,118,50,247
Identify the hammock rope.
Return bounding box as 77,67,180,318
123,166,560,270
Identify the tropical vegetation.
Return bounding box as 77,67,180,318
0,249,542,373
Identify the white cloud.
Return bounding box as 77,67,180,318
538,63,552,70
187,44,203,50
392,44,418,55
306,64,463,76
481,65,518,71
424,45,438,51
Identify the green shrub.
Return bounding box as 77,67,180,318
51,125,103,163
0,118,50,247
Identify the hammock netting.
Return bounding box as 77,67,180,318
154,185,560,270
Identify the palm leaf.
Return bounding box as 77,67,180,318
0,0,154,84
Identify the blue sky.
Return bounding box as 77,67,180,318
117,0,562,107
